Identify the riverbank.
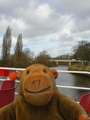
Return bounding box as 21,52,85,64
68,64,90,72
68,64,90,77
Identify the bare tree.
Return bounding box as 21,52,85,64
14,34,23,60
23,48,34,59
2,26,12,61
35,50,51,66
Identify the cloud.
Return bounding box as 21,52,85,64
0,0,90,58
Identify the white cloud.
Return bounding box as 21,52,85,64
0,0,90,58
35,4,53,18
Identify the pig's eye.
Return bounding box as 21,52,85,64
27,70,30,74
43,70,46,73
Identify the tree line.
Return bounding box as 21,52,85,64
55,40,90,65
0,26,90,68
72,40,90,65
0,26,56,68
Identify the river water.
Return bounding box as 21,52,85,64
0,65,90,102
50,65,90,102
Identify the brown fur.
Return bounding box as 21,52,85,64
0,64,89,120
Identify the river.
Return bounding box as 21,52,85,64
0,65,90,102
50,65,90,101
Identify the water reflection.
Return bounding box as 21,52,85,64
50,65,90,101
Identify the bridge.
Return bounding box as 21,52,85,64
50,59,83,66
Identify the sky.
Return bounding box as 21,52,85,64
0,0,90,58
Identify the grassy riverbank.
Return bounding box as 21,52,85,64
68,64,90,72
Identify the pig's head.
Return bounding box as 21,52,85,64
19,64,58,106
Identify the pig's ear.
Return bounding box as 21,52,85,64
51,69,58,79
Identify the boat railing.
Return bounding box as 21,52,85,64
0,67,90,95
0,67,90,117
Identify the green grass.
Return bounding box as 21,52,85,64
68,64,90,72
